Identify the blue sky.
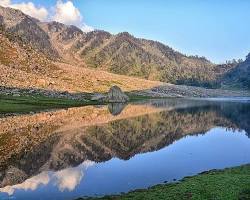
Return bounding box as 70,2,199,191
10,0,250,63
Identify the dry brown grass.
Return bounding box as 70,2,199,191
0,32,161,93
0,61,162,93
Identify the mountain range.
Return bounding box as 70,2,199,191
0,6,249,90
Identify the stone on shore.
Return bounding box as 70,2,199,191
105,86,129,103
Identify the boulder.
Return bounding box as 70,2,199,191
104,86,129,103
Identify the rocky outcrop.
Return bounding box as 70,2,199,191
0,86,89,100
90,86,130,103
0,6,58,58
104,86,129,103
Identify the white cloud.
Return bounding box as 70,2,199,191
81,23,94,32
52,0,94,32
0,0,10,7
53,0,81,26
0,0,48,21
0,0,94,32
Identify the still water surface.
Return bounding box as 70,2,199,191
0,98,250,200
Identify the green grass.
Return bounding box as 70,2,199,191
0,92,163,115
0,92,165,116
126,92,166,101
0,94,100,115
78,165,250,200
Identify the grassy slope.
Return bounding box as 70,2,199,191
80,165,250,200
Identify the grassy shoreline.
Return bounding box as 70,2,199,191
1,91,249,116
0,93,158,115
0,94,101,115
77,165,250,200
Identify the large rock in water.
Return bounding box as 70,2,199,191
104,86,129,103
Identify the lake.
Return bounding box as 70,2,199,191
0,98,250,200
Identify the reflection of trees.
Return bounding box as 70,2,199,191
220,103,250,137
0,101,249,187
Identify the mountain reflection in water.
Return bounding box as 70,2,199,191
0,98,250,200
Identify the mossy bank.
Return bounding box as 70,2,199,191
77,165,250,200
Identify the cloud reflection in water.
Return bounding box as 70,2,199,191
0,160,95,195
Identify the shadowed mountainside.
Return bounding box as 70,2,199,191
222,53,250,89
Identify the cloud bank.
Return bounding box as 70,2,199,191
0,0,94,32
